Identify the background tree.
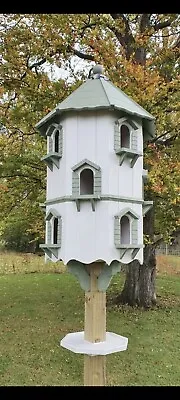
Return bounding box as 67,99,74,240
0,14,82,250
0,14,179,306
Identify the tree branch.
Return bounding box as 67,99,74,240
110,13,122,20
2,174,44,185
139,14,151,33
69,46,94,61
20,44,94,83
29,57,47,71
173,34,180,48
133,14,151,65
153,20,174,31
24,163,45,172
79,16,97,38
150,130,174,143
158,134,178,146
109,14,135,60
20,57,47,80
4,92,18,117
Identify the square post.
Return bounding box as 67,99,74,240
84,263,106,386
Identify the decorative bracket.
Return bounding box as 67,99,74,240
73,195,100,212
91,198,96,212
116,244,144,260
41,152,62,171
97,261,122,291
119,151,126,166
75,199,80,212
142,201,153,216
119,248,127,259
130,154,139,168
39,244,60,259
132,248,140,258
67,261,91,291
67,260,122,292
116,148,142,167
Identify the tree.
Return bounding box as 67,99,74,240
65,13,180,307
0,14,82,249
0,14,179,305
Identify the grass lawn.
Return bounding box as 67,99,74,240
0,252,179,386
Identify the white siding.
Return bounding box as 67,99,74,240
46,110,143,200
45,109,144,265
46,201,143,265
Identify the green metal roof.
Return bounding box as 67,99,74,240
36,77,155,138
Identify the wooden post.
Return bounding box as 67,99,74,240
84,263,106,386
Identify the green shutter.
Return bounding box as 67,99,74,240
49,137,53,152
131,131,138,151
94,169,101,195
72,171,79,196
131,219,138,244
59,127,63,156
114,216,120,247
57,217,62,246
114,122,120,151
47,221,52,244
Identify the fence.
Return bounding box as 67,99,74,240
155,245,180,257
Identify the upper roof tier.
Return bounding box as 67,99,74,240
36,74,155,139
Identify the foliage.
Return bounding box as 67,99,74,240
0,13,179,249
145,138,180,241
0,14,82,248
1,213,43,252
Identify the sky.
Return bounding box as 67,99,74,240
42,55,94,84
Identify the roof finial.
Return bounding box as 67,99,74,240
88,64,104,79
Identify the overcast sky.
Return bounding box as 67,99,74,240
42,55,94,84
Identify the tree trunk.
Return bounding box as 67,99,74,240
117,208,157,309
117,247,156,308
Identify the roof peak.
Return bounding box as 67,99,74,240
88,64,108,81
36,70,155,139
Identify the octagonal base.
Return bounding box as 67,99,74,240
60,331,128,356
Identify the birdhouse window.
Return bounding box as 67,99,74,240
120,215,130,244
120,124,130,148
114,117,142,167
41,123,63,171
53,217,59,244
80,168,94,195
114,208,143,259
54,130,60,153
72,159,101,211
39,209,62,259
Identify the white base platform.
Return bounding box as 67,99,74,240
60,331,128,356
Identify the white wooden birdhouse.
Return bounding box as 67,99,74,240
36,65,155,273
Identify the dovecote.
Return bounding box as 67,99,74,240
36,65,155,266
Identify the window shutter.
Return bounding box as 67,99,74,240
114,122,120,151
57,217,62,246
59,127,63,156
94,169,101,195
131,219,138,244
114,217,120,247
47,221,52,244
131,131,138,151
48,137,53,153
72,171,79,196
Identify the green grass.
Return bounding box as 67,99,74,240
0,251,180,386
